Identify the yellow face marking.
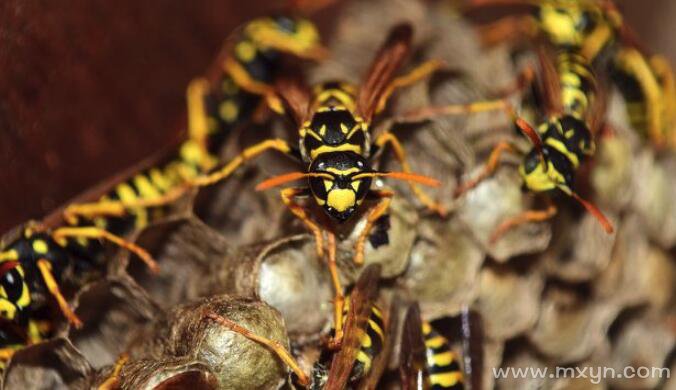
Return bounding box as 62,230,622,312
520,160,565,192
323,180,333,192
430,372,463,387
319,124,327,137
325,167,360,176
219,100,239,123
326,189,356,212
351,181,360,192
313,195,326,206
32,240,48,255
0,298,17,320
235,40,257,63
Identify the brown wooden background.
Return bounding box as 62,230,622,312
0,0,674,233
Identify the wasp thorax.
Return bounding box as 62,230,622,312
308,152,373,222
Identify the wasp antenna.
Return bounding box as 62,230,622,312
514,117,548,164
564,188,614,234
256,171,332,191
354,171,441,187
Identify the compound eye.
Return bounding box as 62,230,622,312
309,176,329,201
0,269,24,303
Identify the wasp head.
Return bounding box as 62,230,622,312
0,260,31,324
308,152,372,222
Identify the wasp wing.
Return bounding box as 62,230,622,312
399,302,429,390
274,74,313,127
324,264,382,390
356,23,413,124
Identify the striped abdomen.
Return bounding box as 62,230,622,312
422,321,464,390
343,296,386,382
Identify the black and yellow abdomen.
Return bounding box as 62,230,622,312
422,321,465,390
342,295,386,382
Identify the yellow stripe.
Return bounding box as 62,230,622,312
149,168,171,192
325,166,360,175
545,137,580,167
430,372,463,387
309,143,362,161
133,175,161,199
356,350,372,373
422,321,432,335
360,332,372,348
368,318,384,340
429,351,456,366
425,336,446,349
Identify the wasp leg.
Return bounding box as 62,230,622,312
36,259,83,328
66,139,295,223
222,58,285,113
354,190,394,266
374,132,446,216
375,59,446,114
489,200,557,243
475,15,539,48
454,141,518,198
394,66,533,124
326,231,345,350
581,21,615,61
62,186,189,225
280,187,325,259
615,48,666,147
205,311,310,386
97,353,129,390
190,138,294,187
51,227,159,273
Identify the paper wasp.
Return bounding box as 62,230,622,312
400,303,481,390
0,15,326,365
147,23,445,345
466,0,675,149
413,0,617,241
206,264,386,389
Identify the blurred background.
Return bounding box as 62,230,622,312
0,0,674,233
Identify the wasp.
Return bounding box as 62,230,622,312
168,23,444,342
205,264,385,390
400,303,481,390
467,0,675,149
0,15,326,364
414,0,617,241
